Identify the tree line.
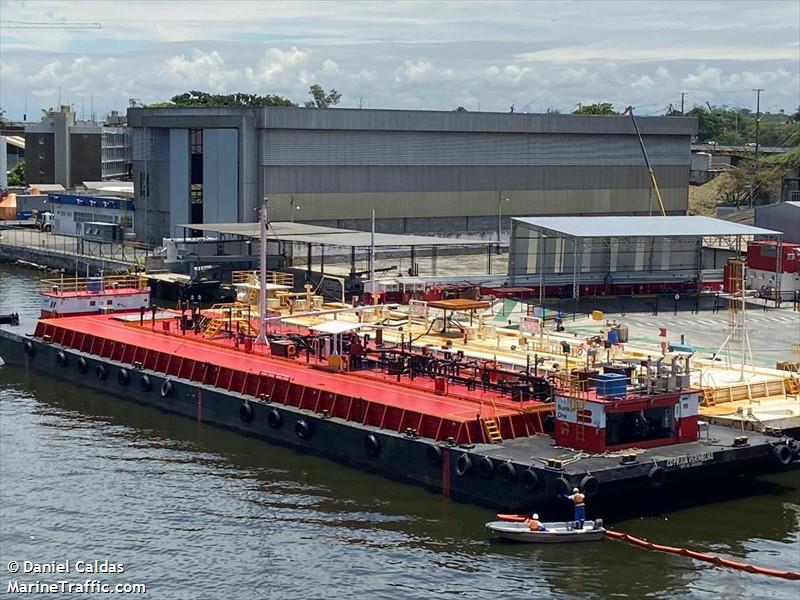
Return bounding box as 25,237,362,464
150,84,342,109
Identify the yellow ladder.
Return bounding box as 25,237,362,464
786,377,799,397
482,418,503,444
702,388,716,407
574,398,586,442
203,319,224,339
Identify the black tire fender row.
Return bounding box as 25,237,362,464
580,475,600,498
117,368,130,386
160,380,173,398
140,375,152,392
295,418,312,440
648,466,667,488
240,401,255,423
773,444,792,466
95,364,108,381
364,433,381,458
23,340,35,357
520,468,540,492
267,408,282,429
551,476,571,498
426,444,442,466
498,461,517,483
56,351,68,367
77,357,88,374
455,453,472,477
477,456,494,479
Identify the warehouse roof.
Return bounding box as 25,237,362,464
179,221,493,247
511,216,781,238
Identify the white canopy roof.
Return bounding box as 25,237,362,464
308,321,368,335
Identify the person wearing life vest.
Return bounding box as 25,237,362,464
564,487,586,528
524,513,546,532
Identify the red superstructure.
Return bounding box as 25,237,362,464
39,275,150,318
554,386,700,453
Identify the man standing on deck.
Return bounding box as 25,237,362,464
565,487,585,528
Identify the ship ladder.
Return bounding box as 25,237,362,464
203,319,224,339
702,387,716,407
784,376,799,397
568,376,587,442
482,418,503,444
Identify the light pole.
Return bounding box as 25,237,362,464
291,204,301,223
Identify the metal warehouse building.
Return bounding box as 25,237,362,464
127,107,697,246
507,215,782,298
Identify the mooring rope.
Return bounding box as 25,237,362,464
606,530,800,580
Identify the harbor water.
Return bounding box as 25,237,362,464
1,264,798,599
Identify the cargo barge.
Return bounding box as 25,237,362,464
0,275,797,510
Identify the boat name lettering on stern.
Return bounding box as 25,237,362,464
664,452,715,469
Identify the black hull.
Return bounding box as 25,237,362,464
1,328,794,513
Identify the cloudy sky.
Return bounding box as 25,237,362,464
0,0,798,120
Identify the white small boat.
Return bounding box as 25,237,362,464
486,520,606,543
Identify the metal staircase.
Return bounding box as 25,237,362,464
482,418,503,444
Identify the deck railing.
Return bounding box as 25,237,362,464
231,270,294,287
41,274,148,294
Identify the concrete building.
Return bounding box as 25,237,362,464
25,106,131,189
754,201,800,244
128,107,697,246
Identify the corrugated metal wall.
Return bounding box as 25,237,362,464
260,131,688,167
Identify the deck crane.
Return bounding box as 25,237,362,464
622,105,667,216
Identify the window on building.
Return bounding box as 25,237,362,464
190,129,203,154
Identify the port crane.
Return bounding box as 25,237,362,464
622,105,667,216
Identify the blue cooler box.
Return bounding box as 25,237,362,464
595,373,627,398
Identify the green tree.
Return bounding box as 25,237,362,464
168,91,295,107
573,102,617,115
718,147,800,206
8,161,25,186
454,106,467,112
304,84,341,109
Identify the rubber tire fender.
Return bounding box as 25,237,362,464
295,419,312,440
364,433,381,458
551,476,571,498
140,375,152,392
648,466,667,488
77,357,88,374
477,456,494,479
425,444,442,466
23,340,35,357
455,453,472,477
520,468,540,491
580,475,600,498
773,444,792,466
498,461,517,483
56,351,67,367
239,401,254,423
267,408,282,429
160,380,173,398
95,364,108,381
117,368,130,386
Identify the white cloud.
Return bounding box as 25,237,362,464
0,1,797,118
632,75,655,90
244,47,310,87
157,49,237,91
393,60,455,84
